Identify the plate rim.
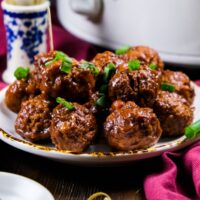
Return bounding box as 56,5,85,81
0,171,54,200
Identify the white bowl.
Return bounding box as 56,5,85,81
0,172,54,200
57,0,200,66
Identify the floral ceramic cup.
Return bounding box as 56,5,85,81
1,0,50,83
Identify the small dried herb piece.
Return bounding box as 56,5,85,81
14,67,30,80
56,97,74,110
115,45,131,55
128,59,140,71
161,83,175,92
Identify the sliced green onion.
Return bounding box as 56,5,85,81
185,120,200,139
54,51,67,60
99,84,108,93
56,97,74,110
80,61,100,76
60,61,72,74
115,45,131,55
96,95,107,107
45,60,54,66
128,59,140,71
103,63,115,82
45,51,72,67
149,63,157,70
161,83,175,92
14,67,30,80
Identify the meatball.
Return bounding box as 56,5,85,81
161,70,194,104
15,95,52,141
108,65,160,107
91,51,124,72
110,100,138,113
108,70,134,101
84,92,101,115
120,46,164,71
31,51,56,89
129,65,161,107
5,79,28,113
153,91,193,136
34,51,55,77
51,103,97,153
104,102,162,151
40,60,95,102
5,70,41,113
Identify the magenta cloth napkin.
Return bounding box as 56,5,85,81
144,140,200,200
1,1,200,200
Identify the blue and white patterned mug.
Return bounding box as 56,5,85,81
1,1,50,83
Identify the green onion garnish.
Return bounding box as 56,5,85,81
56,97,74,110
161,83,175,92
54,51,68,60
149,63,157,70
99,84,108,93
44,60,54,66
14,67,30,80
80,61,100,76
45,51,68,66
115,45,131,55
128,59,140,71
184,120,200,139
45,51,72,74
60,61,72,74
96,95,107,107
103,63,115,82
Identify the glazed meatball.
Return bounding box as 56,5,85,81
108,65,160,107
104,102,162,151
34,51,55,78
110,100,138,113
120,46,164,71
91,51,124,72
15,95,52,142
40,60,95,102
108,70,134,101
129,65,161,107
84,92,102,115
161,70,194,104
5,79,28,113
154,91,193,136
51,103,97,153
5,70,41,113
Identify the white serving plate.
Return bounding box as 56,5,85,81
0,172,54,200
0,84,200,166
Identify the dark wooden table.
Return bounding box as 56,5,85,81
0,66,198,200
0,140,151,200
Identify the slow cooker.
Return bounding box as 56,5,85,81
57,0,200,66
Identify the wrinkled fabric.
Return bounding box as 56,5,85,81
144,141,200,200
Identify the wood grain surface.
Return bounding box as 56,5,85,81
0,140,154,200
